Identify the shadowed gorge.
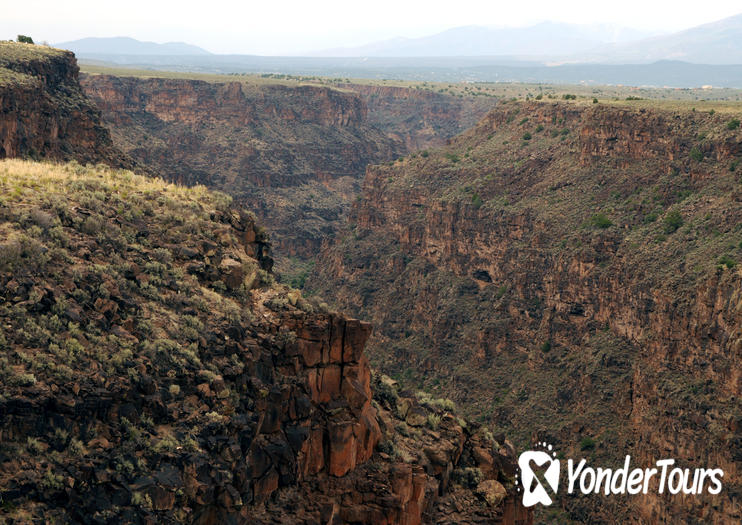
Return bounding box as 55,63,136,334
309,100,742,523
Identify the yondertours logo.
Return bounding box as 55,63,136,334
517,442,724,508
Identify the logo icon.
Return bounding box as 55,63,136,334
518,443,560,507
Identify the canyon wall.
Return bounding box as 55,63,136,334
310,100,742,523
339,83,495,151
0,43,127,166
79,75,496,284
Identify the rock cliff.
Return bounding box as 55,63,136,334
0,43,127,166
310,100,742,523
78,74,496,285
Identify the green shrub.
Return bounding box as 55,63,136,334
377,439,400,459
522,132,532,141
453,467,484,488
445,153,460,163
580,436,596,451
26,437,44,454
17,35,34,44
39,470,64,491
426,413,441,430
690,146,703,162
726,119,740,130
718,255,736,269
471,193,483,209
662,210,683,233
590,213,613,229
541,340,552,353
395,422,410,437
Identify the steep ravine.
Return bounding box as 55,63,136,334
310,100,742,524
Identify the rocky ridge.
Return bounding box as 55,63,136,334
338,83,495,152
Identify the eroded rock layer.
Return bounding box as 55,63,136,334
79,74,402,264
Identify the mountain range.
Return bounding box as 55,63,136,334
314,14,742,64
312,22,655,58
55,36,211,56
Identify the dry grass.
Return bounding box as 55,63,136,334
0,158,224,207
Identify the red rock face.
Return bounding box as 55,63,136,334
0,49,127,166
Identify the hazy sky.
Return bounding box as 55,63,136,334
3,0,741,55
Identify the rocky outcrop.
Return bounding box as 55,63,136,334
311,100,742,523
0,42,127,166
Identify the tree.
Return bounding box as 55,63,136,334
17,35,34,44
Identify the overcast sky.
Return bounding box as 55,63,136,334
3,0,741,55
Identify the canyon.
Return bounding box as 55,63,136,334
2,39,741,524
78,73,494,281
0,43,529,524
309,100,742,523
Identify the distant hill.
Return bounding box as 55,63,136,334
313,22,652,58
584,13,742,64
55,36,211,56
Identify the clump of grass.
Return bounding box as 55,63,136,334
426,413,441,430
718,255,736,269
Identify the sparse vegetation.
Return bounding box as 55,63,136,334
580,436,596,451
